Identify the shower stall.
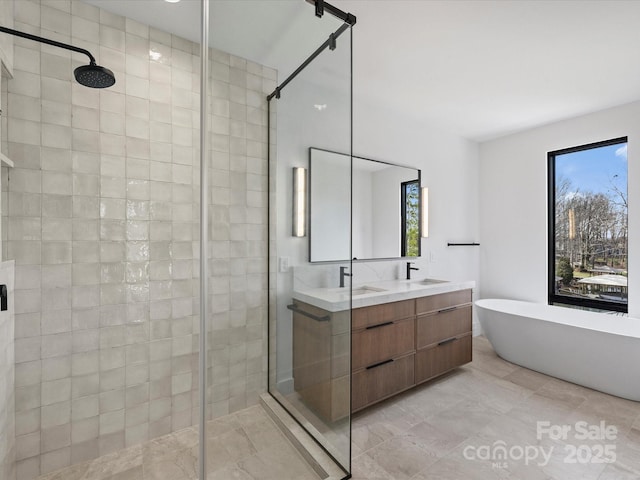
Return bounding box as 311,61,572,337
0,1,355,479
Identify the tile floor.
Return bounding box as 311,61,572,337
34,405,319,480
35,336,640,480
350,336,640,480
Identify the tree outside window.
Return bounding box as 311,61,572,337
548,137,628,312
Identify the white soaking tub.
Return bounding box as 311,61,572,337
475,298,640,401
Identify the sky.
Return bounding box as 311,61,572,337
556,142,627,196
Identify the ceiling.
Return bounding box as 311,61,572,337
86,0,640,142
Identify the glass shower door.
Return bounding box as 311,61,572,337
267,12,353,476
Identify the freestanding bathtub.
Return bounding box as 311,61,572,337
475,298,640,401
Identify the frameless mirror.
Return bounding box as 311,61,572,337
309,147,421,262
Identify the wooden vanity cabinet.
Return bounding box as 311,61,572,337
351,300,415,412
351,317,414,371
351,354,414,411
292,288,473,419
352,289,473,412
415,335,472,383
291,301,350,422
415,289,473,384
352,299,415,330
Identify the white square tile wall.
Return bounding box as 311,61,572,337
0,261,16,480
5,1,274,478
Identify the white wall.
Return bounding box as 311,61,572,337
353,102,481,288
276,83,481,282
479,101,640,317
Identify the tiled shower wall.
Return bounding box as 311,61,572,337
4,1,272,478
0,261,16,480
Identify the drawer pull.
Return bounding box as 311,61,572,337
366,358,394,370
366,321,394,330
438,306,457,314
287,304,330,322
438,337,457,346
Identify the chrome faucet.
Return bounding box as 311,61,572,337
339,266,352,288
406,262,419,280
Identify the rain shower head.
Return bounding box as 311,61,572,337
0,25,116,89
74,63,116,89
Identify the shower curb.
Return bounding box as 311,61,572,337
259,393,346,480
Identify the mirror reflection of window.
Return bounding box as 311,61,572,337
401,180,420,257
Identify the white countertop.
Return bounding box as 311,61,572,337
293,278,475,312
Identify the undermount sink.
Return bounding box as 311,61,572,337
412,278,448,285
351,286,387,296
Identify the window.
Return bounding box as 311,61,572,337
548,137,628,312
401,179,421,257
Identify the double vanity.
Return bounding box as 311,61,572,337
290,278,474,421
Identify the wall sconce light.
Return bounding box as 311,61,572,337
421,187,429,238
293,167,307,237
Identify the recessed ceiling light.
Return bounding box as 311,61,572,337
313,104,327,111
165,0,181,3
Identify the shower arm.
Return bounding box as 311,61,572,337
0,25,97,65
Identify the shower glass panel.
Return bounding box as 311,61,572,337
268,12,353,475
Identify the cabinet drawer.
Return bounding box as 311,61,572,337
352,317,414,371
352,299,415,330
352,354,414,412
416,305,472,349
416,289,472,315
415,334,472,384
